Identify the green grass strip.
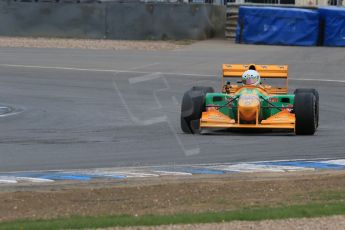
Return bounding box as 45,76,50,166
2,202,345,230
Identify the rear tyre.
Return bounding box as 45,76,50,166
180,86,214,134
294,92,317,135
294,88,319,127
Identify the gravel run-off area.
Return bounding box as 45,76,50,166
0,36,187,51
2,170,345,228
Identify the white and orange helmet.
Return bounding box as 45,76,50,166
242,70,261,86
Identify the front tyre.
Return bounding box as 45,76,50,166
294,88,319,127
180,86,214,134
294,92,318,135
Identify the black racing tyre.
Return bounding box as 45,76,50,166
180,86,214,134
294,92,317,135
294,88,319,127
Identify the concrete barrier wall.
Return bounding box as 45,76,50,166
0,1,106,39
106,3,225,40
0,1,226,40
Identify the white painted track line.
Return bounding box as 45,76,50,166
0,63,344,83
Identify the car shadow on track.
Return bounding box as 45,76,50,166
199,129,296,137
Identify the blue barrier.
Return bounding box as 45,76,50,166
319,7,345,47
236,6,320,46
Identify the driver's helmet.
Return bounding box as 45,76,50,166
242,70,261,86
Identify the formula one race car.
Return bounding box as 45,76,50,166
181,64,319,135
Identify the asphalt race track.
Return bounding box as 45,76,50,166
0,40,344,172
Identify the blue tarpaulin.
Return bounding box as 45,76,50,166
319,7,345,46
236,7,320,46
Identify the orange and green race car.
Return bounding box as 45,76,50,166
180,64,319,135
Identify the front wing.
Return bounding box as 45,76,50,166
200,109,295,131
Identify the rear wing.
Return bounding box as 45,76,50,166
222,64,289,94
223,64,288,78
